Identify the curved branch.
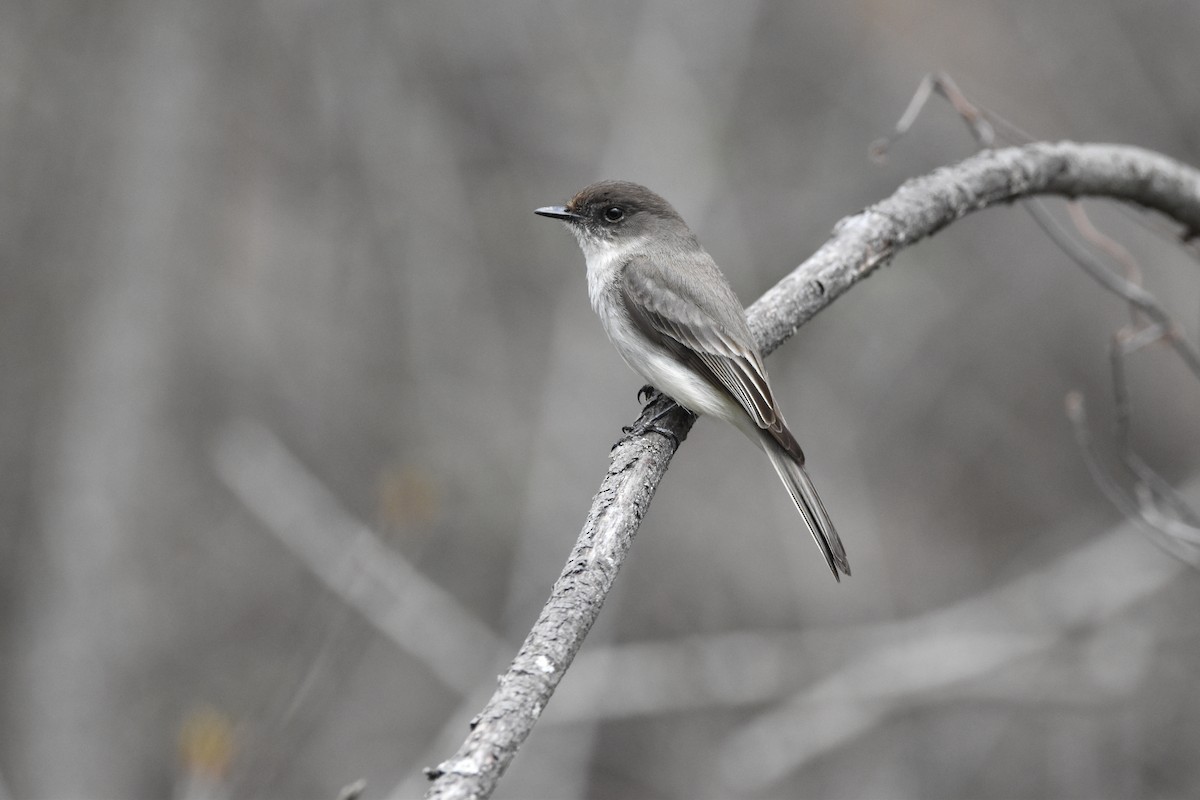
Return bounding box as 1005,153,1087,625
423,142,1200,800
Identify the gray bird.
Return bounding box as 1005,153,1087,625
536,181,850,580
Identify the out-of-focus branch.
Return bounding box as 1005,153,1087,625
716,482,1193,792
1024,200,1200,379
424,142,1200,800
1066,394,1200,563
211,419,505,695
877,74,1200,565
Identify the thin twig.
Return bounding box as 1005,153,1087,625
211,419,506,695
1065,393,1200,563
882,77,1200,554
1109,328,1200,535
1023,199,1200,379
1066,202,1145,322
1127,452,1200,529
870,72,1002,160
424,142,1200,800
877,72,1200,251
1063,391,1148,523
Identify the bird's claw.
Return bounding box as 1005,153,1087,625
611,390,689,450
616,420,680,449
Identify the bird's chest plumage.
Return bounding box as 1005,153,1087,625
587,255,648,371
584,250,730,419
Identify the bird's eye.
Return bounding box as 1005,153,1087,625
603,206,625,223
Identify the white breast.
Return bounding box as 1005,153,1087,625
581,238,736,421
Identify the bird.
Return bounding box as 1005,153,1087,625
535,180,849,580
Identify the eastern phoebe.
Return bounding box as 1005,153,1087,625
535,181,850,580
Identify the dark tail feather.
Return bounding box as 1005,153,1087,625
763,441,851,580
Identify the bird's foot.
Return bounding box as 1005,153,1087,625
613,398,687,450
618,420,680,449
637,384,659,404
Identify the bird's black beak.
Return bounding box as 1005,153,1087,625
534,205,579,221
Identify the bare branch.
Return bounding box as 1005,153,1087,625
424,142,1200,800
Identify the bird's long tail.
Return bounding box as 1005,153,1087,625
762,440,851,580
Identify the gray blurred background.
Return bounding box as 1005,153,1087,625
3,1,1200,798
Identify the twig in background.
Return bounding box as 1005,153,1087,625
337,779,367,800
211,418,506,695
1066,202,1145,322
877,72,1199,251
214,419,610,799
1023,200,1200,378
869,72,1020,160
878,74,1200,562
1066,394,1200,563
717,492,1189,792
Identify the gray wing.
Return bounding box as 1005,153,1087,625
619,253,806,463
622,253,850,579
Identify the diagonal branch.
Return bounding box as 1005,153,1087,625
423,142,1200,800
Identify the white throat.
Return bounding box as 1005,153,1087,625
576,233,648,309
